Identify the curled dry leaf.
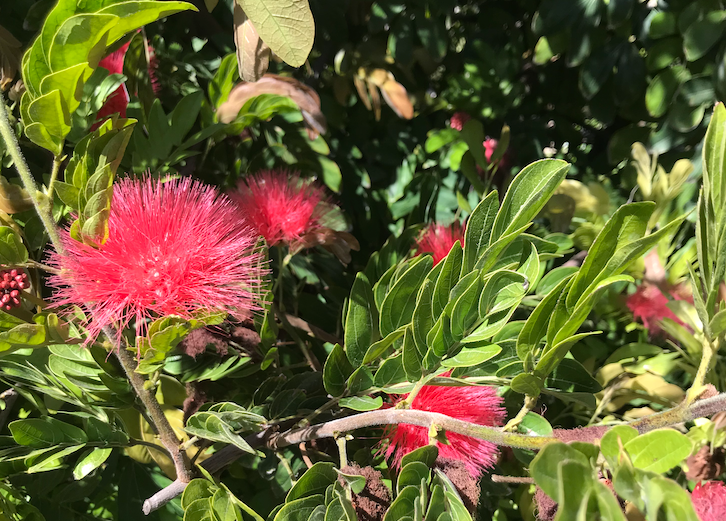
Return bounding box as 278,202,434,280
0,176,34,214
233,3,270,82
296,228,360,265
217,74,327,138
355,68,414,120
0,25,21,90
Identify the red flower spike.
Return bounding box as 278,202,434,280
228,170,331,247
49,177,264,343
692,481,726,521
415,223,465,265
383,378,505,478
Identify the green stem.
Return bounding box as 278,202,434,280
689,337,718,403
46,155,62,200
503,394,538,432
0,91,64,254
111,332,192,483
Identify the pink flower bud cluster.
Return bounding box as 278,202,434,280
0,269,27,311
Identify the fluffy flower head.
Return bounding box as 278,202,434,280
229,170,330,247
415,222,465,265
626,282,692,335
383,379,505,478
692,481,726,521
49,177,263,342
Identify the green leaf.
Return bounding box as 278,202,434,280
374,354,407,388
344,273,378,367
323,344,354,397
338,396,383,411
600,425,638,468
624,429,693,474
10,417,88,448
433,241,462,318
402,327,422,381
346,366,374,395
287,463,338,502
47,14,117,72
412,280,435,355
39,62,94,114
555,460,596,521
545,358,601,393
26,89,71,154
510,373,542,396
459,119,488,169
646,66,691,118
516,412,553,437
335,469,366,495
683,11,726,62
449,270,482,339
379,256,433,337
397,462,429,493
516,274,573,364
185,405,265,454
274,495,324,521
649,12,677,39
73,448,112,480
401,445,438,468
383,485,419,521
491,159,570,242
568,203,684,310
97,2,198,45
181,479,215,510
530,442,590,501
363,327,405,364
462,192,499,274
235,0,314,68
441,344,501,368
0,227,28,264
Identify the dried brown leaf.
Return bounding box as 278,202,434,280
0,176,33,214
217,74,326,137
233,4,270,82
0,25,21,90
379,76,413,119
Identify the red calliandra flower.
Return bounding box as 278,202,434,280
483,137,511,170
450,112,471,131
96,40,159,123
228,170,331,247
626,282,692,335
415,223,465,265
49,177,263,343
692,481,726,521
383,378,505,478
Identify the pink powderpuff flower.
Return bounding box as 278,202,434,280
449,112,471,131
691,481,726,521
626,282,692,335
483,137,511,170
415,222,465,265
95,40,159,124
228,170,331,248
49,177,264,343
383,377,505,478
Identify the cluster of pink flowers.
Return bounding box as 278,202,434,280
692,481,726,521
383,376,505,478
414,222,465,265
626,282,692,335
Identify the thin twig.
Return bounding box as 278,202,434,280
0,91,64,254
142,391,726,514
491,475,534,484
